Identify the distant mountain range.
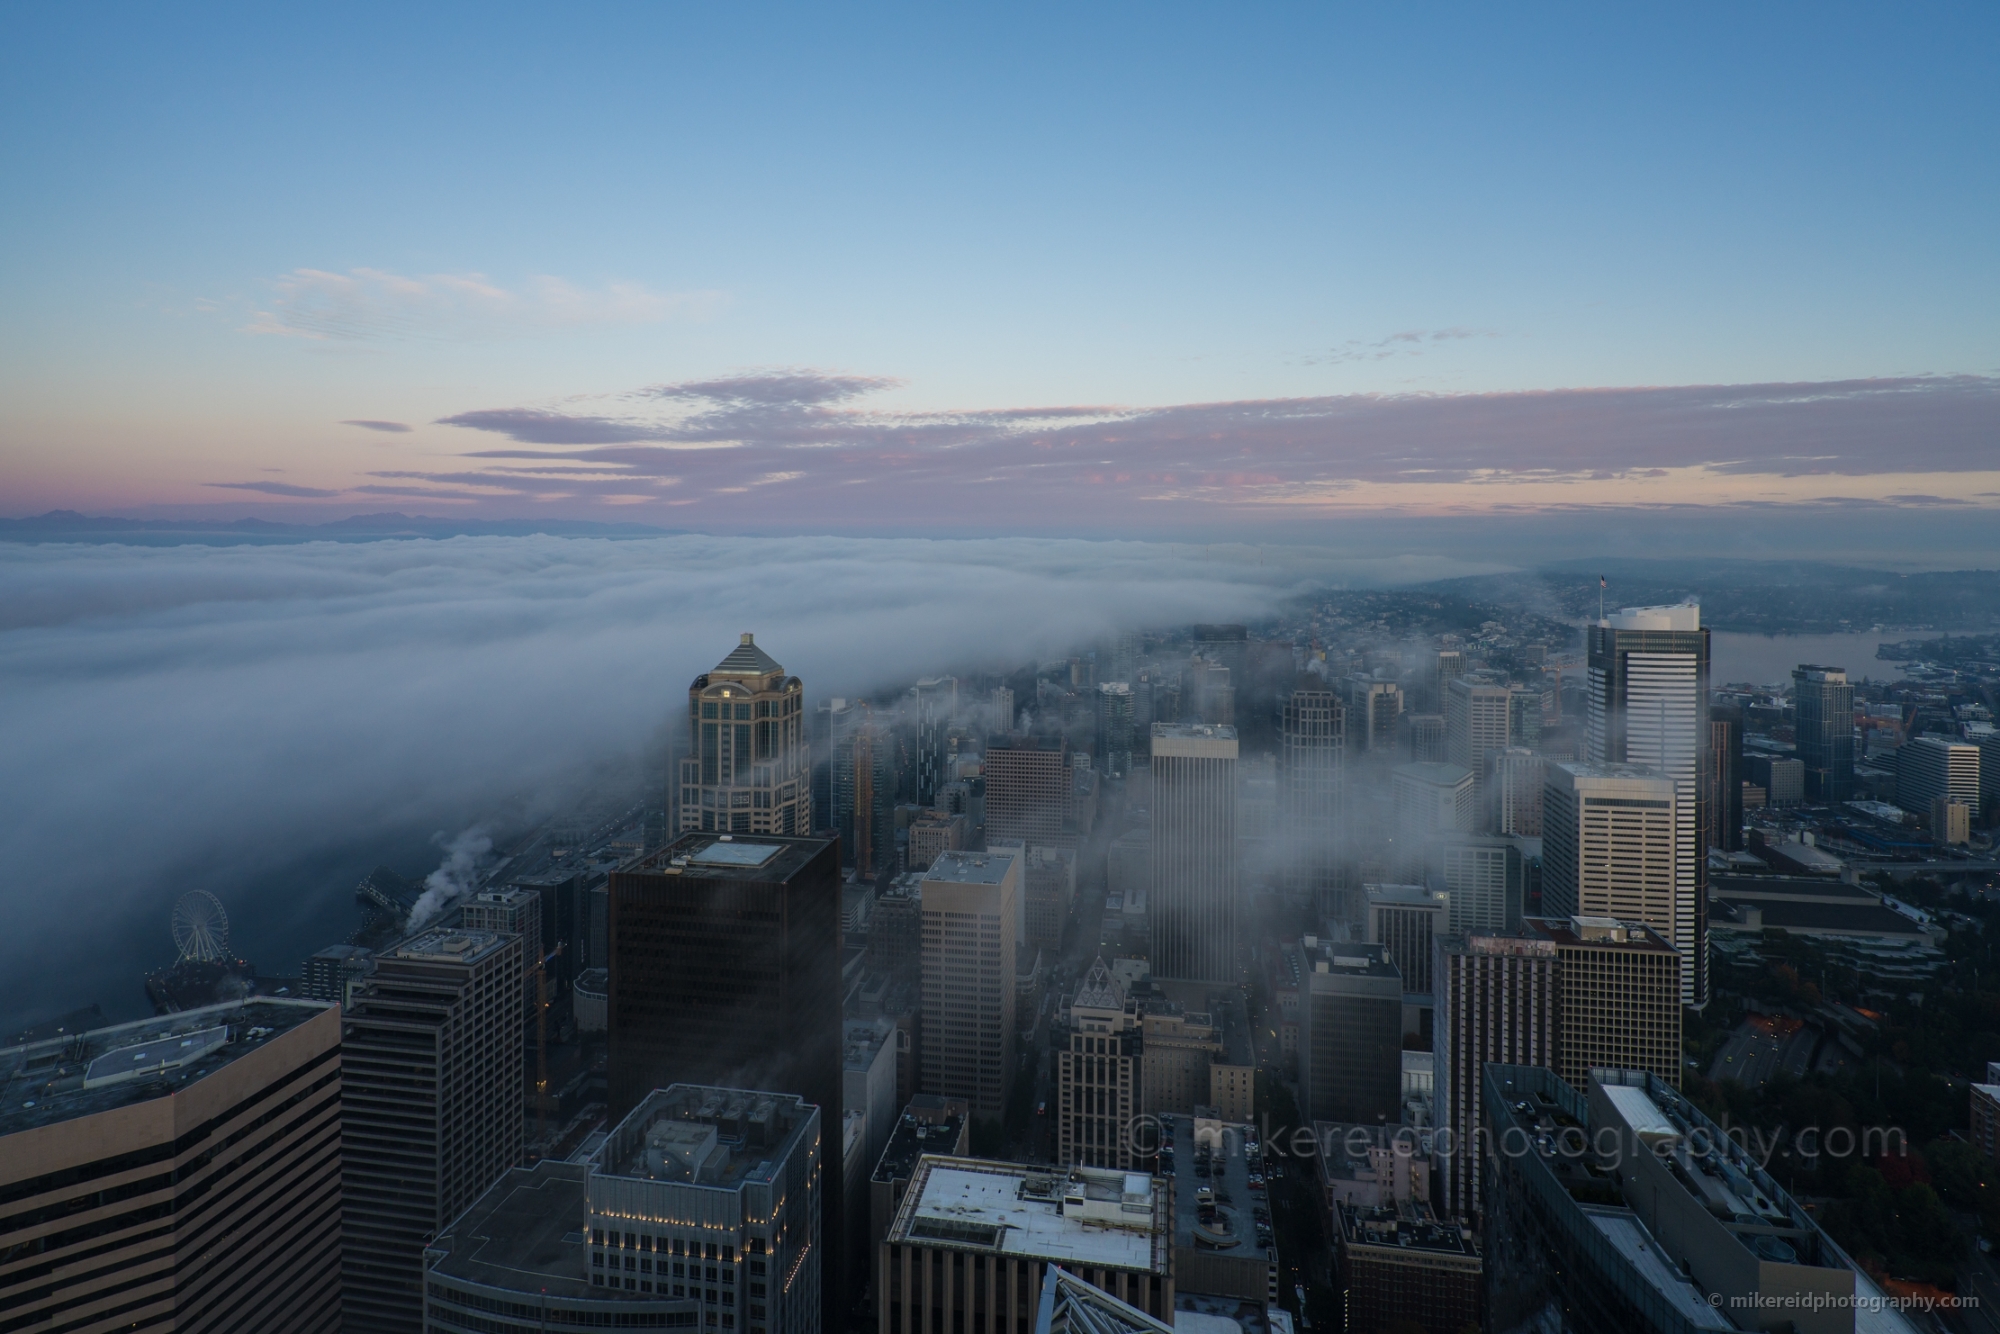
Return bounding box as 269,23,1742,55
0,510,678,545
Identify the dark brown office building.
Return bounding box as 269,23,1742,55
0,998,342,1332
609,832,844,1328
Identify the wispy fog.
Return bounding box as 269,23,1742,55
0,533,1496,1027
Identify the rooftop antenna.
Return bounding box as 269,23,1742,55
1598,573,1606,624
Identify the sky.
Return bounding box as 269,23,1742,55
2,2,1997,541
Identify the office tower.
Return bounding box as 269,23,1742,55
1059,958,1141,1169
906,808,968,872
1022,844,1077,951
1541,761,1681,955
1445,678,1512,794
814,697,855,837
1490,747,1544,836
1507,685,1544,749
1110,628,1141,684
606,832,843,1331
1278,683,1345,909
991,685,1016,732
462,884,543,1020
1935,799,1973,846
0,999,341,1332
1524,916,1682,1089
1392,762,1475,847
1187,656,1236,726
1707,704,1744,852
1896,736,1980,817
1433,934,1558,1218
1434,650,1466,708
580,1086,821,1332
1745,753,1804,807
986,734,1074,847
872,873,924,978
1793,665,1855,802
343,929,525,1331
1193,623,1249,681
912,676,959,806
1434,836,1520,934
1150,723,1240,984
1333,1201,1482,1334
1406,713,1447,762
1586,602,1708,1005
1346,678,1404,753
1365,884,1449,994
1095,681,1135,778
920,850,1020,1121
1296,938,1403,1125
880,1157,1175,1334
682,634,810,836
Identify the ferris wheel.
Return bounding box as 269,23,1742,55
171,891,230,964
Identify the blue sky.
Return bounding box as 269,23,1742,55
2,2,1996,527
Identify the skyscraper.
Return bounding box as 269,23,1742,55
0,999,342,1332
682,634,810,837
1059,957,1141,1169
1096,681,1135,778
1792,665,1855,803
1433,649,1466,710
1586,603,1709,1005
1345,678,1404,753
1524,915,1683,1089
1706,704,1744,852
1434,835,1520,934
813,696,854,838
1445,678,1512,795
1150,723,1239,984
1896,736,1981,817
1365,884,1450,994
606,832,844,1331
343,929,525,1332
1541,762,1682,961
1490,747,1545,836
985,733,1074,848
1433,934,1558,1218
1278,682,1345,911
920,849,1020,1121
1296,938,1403,1125
912,676,959,806
1392,762,1475,845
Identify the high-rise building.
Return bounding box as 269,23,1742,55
1434,650,1466,709
1586,603,1709,1005
1096,681,1135,778
583,1085,822,1333
605,832,844,1332
1406,713,1447,763
912,676,959,807
814,697,855,838
1706,704,1744,852
1507,685,1544,750
992,685,1016,732
1793,665,1855,803
1896,736,1980,817
0,999,341,1332
1278,683,1345,909
1433,835,1520,934
919,850,1020,1121
343,929,525,1332
1446,678,1512,795
1541,763,1682,964
1745,753,1804,807
302,942,373,1006
682,634,810,837
1021,844,1077,952
871,873,924,979
1150,723,1239,984
1432,933,1558,1218
906,807,968,872
1345,678,1404,753
461,884,543,1021
1333,1200,1482,1334
1296,938,1403,1125
1059,958,1141,1169
1392,762,1476,847
1362,883,1446,997
1524,915,1682,1089
1490,747,1545,836
986,734,1074,848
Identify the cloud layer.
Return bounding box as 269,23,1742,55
241,268,725,341
0,533,1475,1026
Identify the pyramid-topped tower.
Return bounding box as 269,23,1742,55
681,634,810,837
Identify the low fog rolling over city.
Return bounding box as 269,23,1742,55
4,5,2000,1334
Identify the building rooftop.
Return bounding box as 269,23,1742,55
593,1085,816,1192
1158,1115,1273,1272
1522,916,1679,953
390,928,512,965
872,1100,968,1185
891,1157,1169,1273
925,850,1017,887
1392,762,1472,787
0,997,330,1138
1364,884,1448,911
844,1017,894,1072
1603,603,1700,632
1298,939,1403,983
1584,1208,1732,1330
710,632,784,678
627,833,832,885
1334,1199,1475,1257
1151,723,1238,742
427,1159,602,1302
